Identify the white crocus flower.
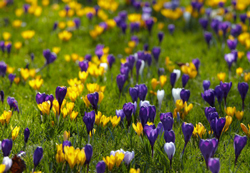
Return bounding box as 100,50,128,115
172,88,182,103
157,90,165,110
139,60,145,76
2,157,12,172
164,142,175,160
183,12,191,23
173,69,181,81
100,63,108,71
123,151,135,165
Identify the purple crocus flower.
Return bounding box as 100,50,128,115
53,22,58,31
214,85,223,105
227,39,237,50
95,48,103,60
170,73,177,88
45,94,54,109
0,61,7,77
129,87,138,102
120,66,129,80
8,73,15,86
239,14,247,23
158,68,165,77
219,22,230,37
30,53,34,61
234,134,247,165
79,60,89,72
160,113,174,131
148,105,156,122
43,49,57,65
24,128,30,143
123,102,135,127
204,107,217,123
83,111,95,135
201,89,215,107
211,19,220,35
181,122,194,154
199,18,208,30
168,24,175,35
192,58,200,71
138,84,147,101
203,80,210,91
85,144,93,165
116,109,125,121
208,158,220,173
36,92,47,104
238,82,249,110
158,31,164,44
199,139,216,169
127,55,135,70
0,90,4,103
120,22,127,34
144,43,149,51
116,74,126,94
145,53,152,66
182,74,189,88
87,92,99,112
164,130,175,143
220,81,232,107
0,41,5,53
55,86,67,114
74,18,81,29
210,117,226,140
7,97,19,113
85,54,92,61
1,139,12,156
180,89,190,103
144,124,159,157
204,32,212,46
139,106,149,127
33,147,43,170
23,4,30,13
145,18,154,33
62,140,72,153
107,55,115,69
96,161,106,173
151,47,161,62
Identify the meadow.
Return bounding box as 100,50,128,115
0,0,250,172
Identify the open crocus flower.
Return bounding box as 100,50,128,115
132,122,143,136
224,53,235,71
193,123,206,138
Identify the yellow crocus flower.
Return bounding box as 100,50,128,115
20,68,29,81
159,75,167,88
235,111,244,121
21,30,35,40
83,95,90,108
151,78,159,90
12,126,20,140
236,67,243,76
66,102,74,114
98,92,104,103
76,148,86,165
0,164,6,173
79,71,88,83
6,66,15,74
224,107,236,117
110,116,121,128
240,123,250,137
95,111,102,125
0,110,12,125
63,131,70,141
64,146,77,169
176,99,184,111
115,152,125,167
12,20,22,28
193,122,206,138
52,47,61,54
3,32,11,40
14,42,22,50
29,78,43,90
70,111,78,121
217,72,226,82
223,116,232,132
14,77,20,84
100,115,110,127
38,101,51,115
58,30,72,41
103,155,115,171
58,22,66,29
130,168,140,173
62,108,68,118
132,122,143,136
56,144,65,163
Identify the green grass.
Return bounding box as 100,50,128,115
0,0,250,172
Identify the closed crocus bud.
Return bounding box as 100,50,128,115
124,151,134,165
172,88,182,103
107,55,115,69
87,92,99,112
214,85,223,105
192,58,200,71
116,74,126,94
224,53,234,70
168,24,175,35
182,74,189,88
164,142,175,167
158,68,165,77
183,12,191,23
8,74,15,86
96,161,106,173
208,158,220,173
55,86,67,114
227,39,237,50
234,134,247,165
36,92,47,104
157,90,165,109
74,18,81,29
144,125,159,157
139,106,149,127
160,113,173,131
0,61,7,77
30,53,34,61
238,82,249,110
199,18,208,30
170,73,177,88
201,89,215,107
173,69,181,81
129,87,138,102
239,14,247,23
0,41,5,53
84,144,93,164
199,139,214,168
158,31,164,44
148,105,156,122
24,128,30,143
138,84,147,101
210,117,226,140
123,102,135,127
180,89,190,102
85,54,92,61
2,156,12,172
164,130,175,143
1,139,12,156
144,43,149,51
151,47,161,62
33,146,43,169
0,90,4,103
116,109,125,121
145,18,154,33
181,122,194,154
204,32,212,46
83,111,95,135
220,81,232,107
203,80,210,91
6,43,11,54
79,60,89,72
43,49,57,65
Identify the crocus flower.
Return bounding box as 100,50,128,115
43,49,57,65
55,86,67,115
53,22,58,31
208,158,220,173
145,18,154,33
33,147,43,170
0,41,4,53
123,102,135,127
124,151,134,165
203,80,210,91
158,68,165,77
170,73,177,88
172,88,182,103
139,106,149,127
116,109,125,121
62,141,71,153
129,87,138,102
1,139,12,157
239,14,247,23
96,161,106,173
201,89,215,107
74,18,81,29
6,43,11,55
234,134,247,165
138,84,147,101
192,58,200,71
83,111,95,135
182,74,189,88
0,90,4,103
0,61,7,77
168,24,175,35
180,89,190,102
144,125,159,157
181,122,194,154
238,82,249,110
151,47,161,62
214,85,223,105
164,130,175,143
157,90,164,110
24,128,30,143
199,18,208,30
85,144,93,165
199,139,216,169
158,31,164,44
45,94,54,110
8,74,15,86
116,74,126,95
2,157,12,172
7,97,19,113
224,53,234,70
107,55,115,69
87,92,99,112
227,39,237,50
220,81,232,107
79,60,89,72
210,117,226,140
164,142,175,168
136,60,144,83
160,113,173,131
204,32,212,47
